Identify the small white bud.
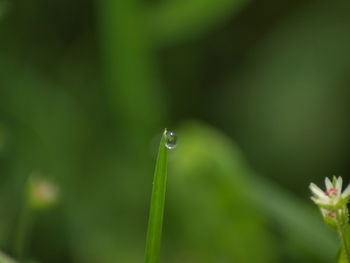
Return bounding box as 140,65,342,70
27,173,60,210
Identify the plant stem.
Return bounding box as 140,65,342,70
13,180,35,262
13,202,32,262
337,219,350,263
144,130,168,263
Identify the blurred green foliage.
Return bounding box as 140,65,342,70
0,0,349,262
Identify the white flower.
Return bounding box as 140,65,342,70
309,176,350,227
310,176,350,208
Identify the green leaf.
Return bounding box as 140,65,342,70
98,0,165,152
167,122,277,263
148,0,249,46
251,175,337,262
167,121,337,262
0,251,17,263
337,246,348,263
144,129,170,263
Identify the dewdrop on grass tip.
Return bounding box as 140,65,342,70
164,129,177,150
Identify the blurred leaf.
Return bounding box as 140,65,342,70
98,0,166,155
148,0,249,46
0,56,91,262
251,176,337,262
338,249,345,263
167,121,337,262
166,121,277,263
0,251,16,263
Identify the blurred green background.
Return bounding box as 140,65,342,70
0,0,349,262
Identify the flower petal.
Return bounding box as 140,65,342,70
336,176,343,193
311,198,331,208
325,177,333,190
341,183,350,199
310,183,328,199
310,196,318,204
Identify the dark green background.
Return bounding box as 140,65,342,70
0,0,349,262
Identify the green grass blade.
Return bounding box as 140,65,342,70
144,129,169,263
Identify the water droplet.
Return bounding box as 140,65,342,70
165,130,177,150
